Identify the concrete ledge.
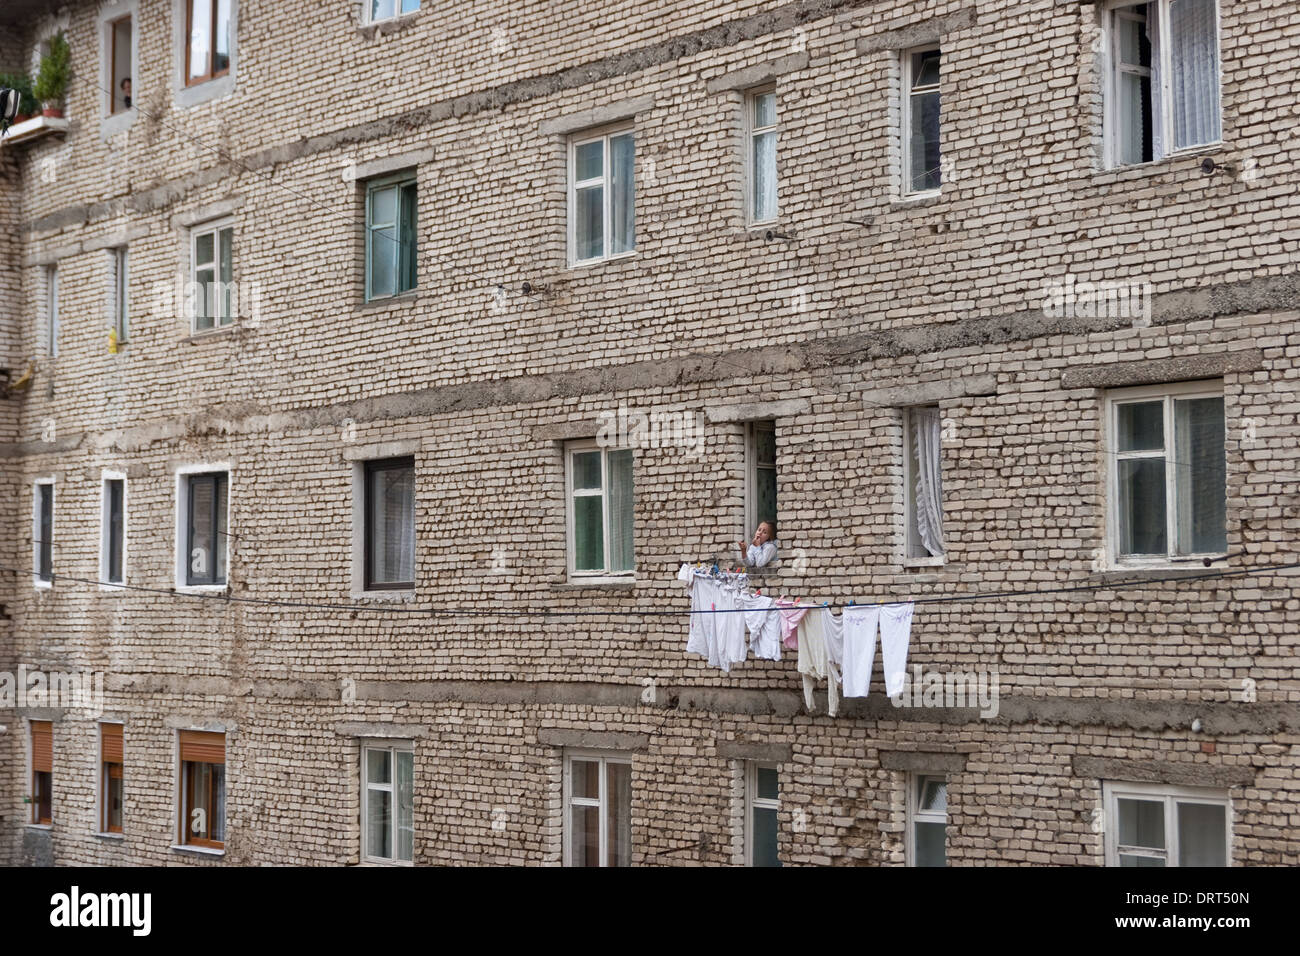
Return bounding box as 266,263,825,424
347,149,434,182
25,243,82,266
855,7,977,54
860,374,997,409
357,679,649,707
704,52,809,93
537,728,650,751
81,224,152,253
533,419,600,441
171,198,243,230
342,439,422,461
335,721,430,738
1072,756,1257,788
705,398,810,423
1060,349,1265,390
539,95,655,136
716,738,794,762
879,750,969,773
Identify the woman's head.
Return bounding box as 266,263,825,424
754,520,776,544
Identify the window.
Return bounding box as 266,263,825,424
185,0,232,86
100,723,124,834
747,88,778,223
904,405,945,560
362,741,414,864
101,473,126,586
178,730,225,849
111,247,129,345
179,470,229,588
1105,0,1221,167
365,174,417,301
46,265,59,357
902,47,941,195
569,127,635,265
191,220,234,331
110,15,132,113
745,762,780,867
745,421,777,542
366,0,419,23
908,774,947,866
30,721,52,825
1103,781,1229,866
33,480,53,586
566,442,634,578
564,752,631,867
1108,382,1226,564
363,457,415,590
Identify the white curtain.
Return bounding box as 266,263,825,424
1148,3,1165,160
1168,0,1220,150
912,407,945,557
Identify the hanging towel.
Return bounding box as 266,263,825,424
741,593,782,661
777,598,809,651
879,602,915,697
841,605,881,698
712,582,749,673
796,610,841,716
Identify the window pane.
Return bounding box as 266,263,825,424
188,477,215,584
1117,401,1164,451
908,89,941,192
213,476,226,585
1118,458,1167,555
107,480,124,583
753,806,780,867
912,49,940,87
395,751,414,862
371,0,396,20
1177,802,1226,866
1115,12,1151,66
195,231,214,266
752,129,777,222
188,0,212,79
610,133,635,255
368,462,415,585
369,225,397,299
606,761,632,867
756,468,777,528
366,748,391,785
571,803,599,866
106,766,123,830
607,449,635,572
572,451,602,490
919,777,947,813
400,0,419,12
756,765,778,801
914,821,946,866
571,759,599,800
1169,0,1221,149
218,228,233,321
399,183,418,293
1119,797,1165,849
1118,70,1154,165
755,425,776,465
575,185,604,261
367,788,392,858
1173,396,1226,555
573,496,605,571
38,486,52,580
1120,853,1166,867
210,764,225,840
214,0,231,73
574,140,603,182
753,92,776,128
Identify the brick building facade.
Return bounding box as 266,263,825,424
1,0,1297,866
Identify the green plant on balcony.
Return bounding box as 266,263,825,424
31,31,70,118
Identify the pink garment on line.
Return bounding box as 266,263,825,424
776,598,809,651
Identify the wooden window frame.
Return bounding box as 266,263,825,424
178,731,226,850
30,720,53,826
184,0,231,87
109,14,132,114
744,761,780,867
363,456,416,591
100,722,125,835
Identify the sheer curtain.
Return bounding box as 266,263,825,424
1168,0,1220,150
912,407,945,557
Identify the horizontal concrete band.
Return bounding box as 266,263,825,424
46,674,1300,734
1061,349,1266,390
879,750,969,773
1071,756,1257,788
2,272,1291,459
716,739,795,762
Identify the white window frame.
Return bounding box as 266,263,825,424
363,0,420,25
745,86,778,225
1102,0,1223,169
360,738,415,865
97,720,125,838
907,772,948,867
1102,780,1231,866
563,750,633,867
174,463,231,593
189,218,235,333
567,124,636,267
564,440,635,581
744,761,780,867
32,478,55,589
743,420,777,542
46,265,59,358
900,45,942,198
100,469,128,589
111,247,129,345
1105,380,1227,568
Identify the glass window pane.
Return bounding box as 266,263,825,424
1120,853,1166,867
1118,458,1167,556
919,777,947,813
211,765,225,840
188,0,212,79
399,183,418,293
571,803,599,866
367,788,392,858
908,90,941,192
1177,802,1226,866
107,767,123,830
368,462,415,585
371,0,396,21
753,92,776,128
914,821,946,866
1119,797,1165,849
574,140,603,182
752,129,777,222
400,0,420,12
756,765,778,801
756,467,777,528
214,0,231,72
1173,396,1226,555
575,185,604,261
369,226,396,298
755,425,776,466
753,806,780,867
573,495,605,571
1116,12,1151,67
1118,70,1154,166
912,50,940,87
607,449,635,573
188,477,214,584
606,761,632,867
1169,0,1221,149
610,133,635,255
213,476,226,585
370,185,397,226
107,480,124,583
1117,401,1164,451
218,229,233,321
571,759,599,800
366,748,391,785
395,751,414,862
195,231,214,266
572,451,602,490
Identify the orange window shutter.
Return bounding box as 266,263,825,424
31,721,53,773
179,730,225,764
101,723,123,764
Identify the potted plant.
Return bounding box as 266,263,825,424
0,71,37,122
32,31,70,118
